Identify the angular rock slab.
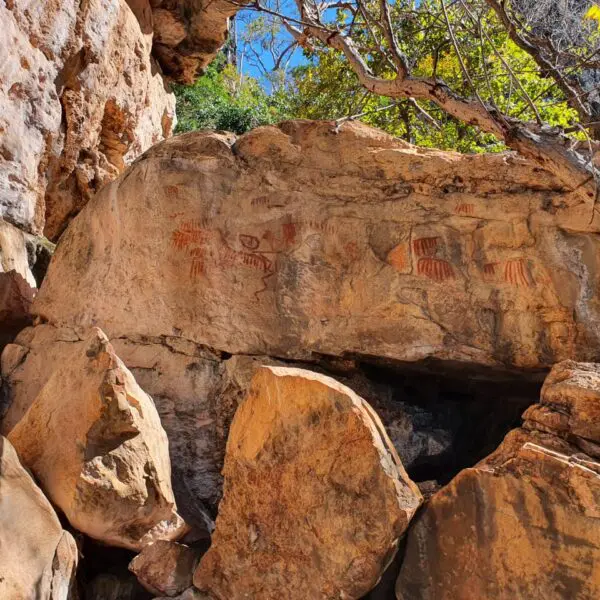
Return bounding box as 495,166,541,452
396,360,600,600
0,435,78,599
194,366,422,600
32,121,600,370
129,540,200,596
8,327,186,550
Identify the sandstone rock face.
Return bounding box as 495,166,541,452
194,366,422,600
129,540,200,596
1,325,270,528
0,219,36,287
395,360,600,600
32,121,600,370
0,435,78,599
1,324,487,531
0,0,175,239
7,327,186,550
132,0,242,83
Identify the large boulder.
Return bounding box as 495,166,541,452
395,360,600,599
7,327,186,550
1,325,255,528
0,0,175,240
0,435,78,599
193,366,422,600
31,121,600,370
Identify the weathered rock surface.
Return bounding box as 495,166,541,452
7,327,186,550
395,360,600,600
0,435,78,599
129,540,200,596
0,323,540,531
131,0,242,83
1,324,257,528
0,0,175,239
193,366,422,600
32,121,600,370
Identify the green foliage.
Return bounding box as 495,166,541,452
283,0,581,152
173,55,289,135
174,2,587,152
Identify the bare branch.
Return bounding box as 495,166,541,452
378,0,409,77
408,98,442,130
484,0,591,123
459,0,542,124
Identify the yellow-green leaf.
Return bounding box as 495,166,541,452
585,4,600,29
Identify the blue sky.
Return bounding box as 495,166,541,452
233,3,308,89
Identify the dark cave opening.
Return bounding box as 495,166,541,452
320,355,546,490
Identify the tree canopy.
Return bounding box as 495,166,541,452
173,54,288,134
174,0,600,212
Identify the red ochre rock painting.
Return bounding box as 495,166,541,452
417,257,454,282
282,222,297,246
504,258,533,288
413,237,439,257
481,259,534,288
239,234,260,250
165,185,180,197
455,203,474,215
483,262,498,276
171,221,275,299
171,218,352,298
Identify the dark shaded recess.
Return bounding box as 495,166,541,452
78,537,151,600
362,537,408,600
310,353,544,488
361,363,545,485
0,271,34,355
78,534,210,599
25,236,54,286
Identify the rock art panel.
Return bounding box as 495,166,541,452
395,360,600,600
0,435,78,600
7,327,186,550
193,366,422,600
32,121,600,369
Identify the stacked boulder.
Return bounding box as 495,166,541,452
194,367,422,599
8,328,186,550
396,360,600,599
1,121,600,599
